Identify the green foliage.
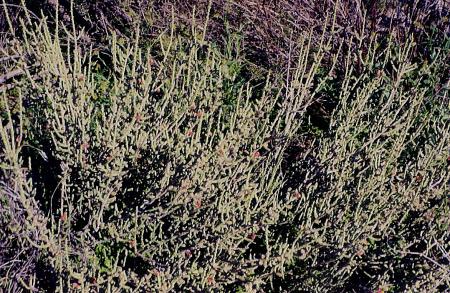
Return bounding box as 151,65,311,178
94,243,114,273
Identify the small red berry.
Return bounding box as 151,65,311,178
135,113,143,123
81,142,89,151
206,275,214,285
415,174,423,183
193,198,202,209
60,212,67,222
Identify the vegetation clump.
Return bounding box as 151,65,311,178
1,1,450,292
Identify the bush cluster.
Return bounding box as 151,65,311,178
1,1,450,292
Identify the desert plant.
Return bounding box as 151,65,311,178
1,2,450,292
0,12,337,291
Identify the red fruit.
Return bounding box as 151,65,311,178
193,198,202,209
81,142,89,151
135,113,143,123
207,275,214,285
415,174,423,183
252,151,261,159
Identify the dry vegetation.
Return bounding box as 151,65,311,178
1,1,450,292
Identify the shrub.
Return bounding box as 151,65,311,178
1,3,450,292
1,14,334,291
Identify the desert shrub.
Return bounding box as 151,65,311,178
0,14,335,291
1,3,450,293
3,1,448,130
274,35,450,292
